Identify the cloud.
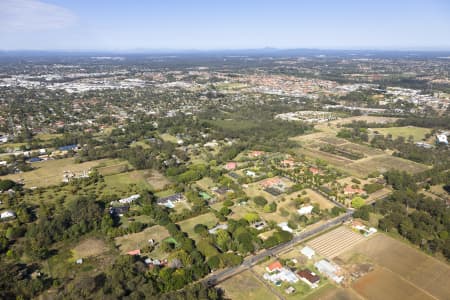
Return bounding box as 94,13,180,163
0,0,77,32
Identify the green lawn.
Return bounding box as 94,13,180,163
177,213,218,241
103,170,152,196
371,126,431,142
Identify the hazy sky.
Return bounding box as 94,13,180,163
1,0,450,51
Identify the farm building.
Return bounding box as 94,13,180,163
300,246,315,259
314,259,344,284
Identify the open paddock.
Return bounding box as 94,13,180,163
370,126,431,142
177,213,218,241
347,155,429,176
103,170,152,196
339,234,450,300
72,238,110,260
115,225,169,254
143,170,171,190
219,270,278,300
0,158,112,188
352,268,435,300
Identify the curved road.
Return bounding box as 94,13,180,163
204,210,353,286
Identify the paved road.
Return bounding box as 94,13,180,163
204,211,353,286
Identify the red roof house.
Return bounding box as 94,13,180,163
344,186,365,195
309,167,320,175
126,249,141,256
225,162,237,170
266,261,283,273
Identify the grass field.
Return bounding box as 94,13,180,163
219,270,278,300
103,170,152,196
370,126,431,142
145,170,171,190
72,238,110,260
302,189,336,209
115,225,169,254
96,159,132,176
159,133,178,143
177,213,218,241
35,133,63,141
339,234,450,300
0,158,112,187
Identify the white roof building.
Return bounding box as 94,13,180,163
436,134,448,144
298,205,314,215
118,194,140,204
278,222,294,233
1,210,16,219
314,260,343,284
300,246,315,259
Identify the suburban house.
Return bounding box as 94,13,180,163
264,261,299,285
281,159,296,168
298,205,314,215
300,246,316,259
260,177,282,189
109,206,130,216
245,170,257,177
309,167,320,175
344,186,365,196
126,249,141,256
157,193,184,208
249,150,264,158
266,261,283,273
225,162,237,171
436,133,448,145
314,259,344,284
119,194,140,204
208,224,228,234
297,269,320,288
0,210,16,219
278,222,294,233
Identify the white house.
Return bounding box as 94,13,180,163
1,210,16,219
278,222,294,233
118,194,140,204
298,205,314,215
300,246,315,259
436,134,448,145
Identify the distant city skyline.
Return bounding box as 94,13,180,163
1,0,450,51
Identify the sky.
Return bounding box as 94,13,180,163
1,0,450,51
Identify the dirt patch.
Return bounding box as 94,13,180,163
352,268,434,300
341,234,450,300
144,170,171,190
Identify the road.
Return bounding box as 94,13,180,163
204,210,353,286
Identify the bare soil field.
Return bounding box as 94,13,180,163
340,234,450,300
219,270,278,300
307,226,365,258
304,284,362,300
352,268,435,300
115,225,169,253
